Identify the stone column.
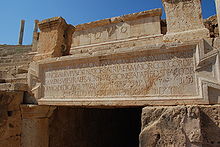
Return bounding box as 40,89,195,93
162,0,209,42
32,20,39,52
33,17,75,61
18,20,25,45
21,105,56,147
216,0,220,34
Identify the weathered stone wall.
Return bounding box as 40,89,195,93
0,45,34,84
0,0,218,146
0,84,25,147
0,45,32,67
140,105,220,147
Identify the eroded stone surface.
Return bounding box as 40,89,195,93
162,0,209,42
21,105,56,147
162,0,204,33
71,9,162,55
204,15,219,38
0,91,23,147
33,17,75,61
200,105,220,146
140,106,202,147
140,105,220,147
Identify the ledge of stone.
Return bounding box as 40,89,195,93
21,105,56,119
0,83,28,91
38,17,72,31
75,8,162,31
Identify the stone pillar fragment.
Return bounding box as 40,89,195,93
18,20,25,45
216,0,220,35
33,17,75,61
32,20,39,52
21,105,56,147
162,0,209,42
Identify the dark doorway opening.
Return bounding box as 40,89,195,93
49,107,142,147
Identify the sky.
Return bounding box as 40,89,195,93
0,0,217,45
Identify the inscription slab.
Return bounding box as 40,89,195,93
28,40,220,107
71,8,162,55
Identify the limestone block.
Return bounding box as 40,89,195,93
34,17,75,61
0,92,23,147
71,8,162,50
21,105,56,147
29,39,220,107
140,105,220,147
21,118,49,147
0,136,21,147
162,0,204,33
0,105,9,138
162,0,209,42
0,83,28,91
204,16,219,38
200,105,220,146
6,110,21,138
140,106,202,147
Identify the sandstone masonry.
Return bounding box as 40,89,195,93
0,0,219,146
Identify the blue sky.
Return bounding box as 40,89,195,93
0,0,217,45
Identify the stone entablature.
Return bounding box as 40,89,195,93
28,0,220,107
28,39,220,107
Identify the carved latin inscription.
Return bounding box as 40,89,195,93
43,50,196,99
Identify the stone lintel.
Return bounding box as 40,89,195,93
29,39,220,107
75,8,162,31
21,105,56,119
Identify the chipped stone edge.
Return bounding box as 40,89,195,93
75,8,162,31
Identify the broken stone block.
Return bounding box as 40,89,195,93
162,0,209,42
33,17,75,61
200,105,220,146
140,106,202,147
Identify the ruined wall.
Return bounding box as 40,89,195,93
0,45,32,67
0,45,34,84
0,0,218,147
140,105,220,147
